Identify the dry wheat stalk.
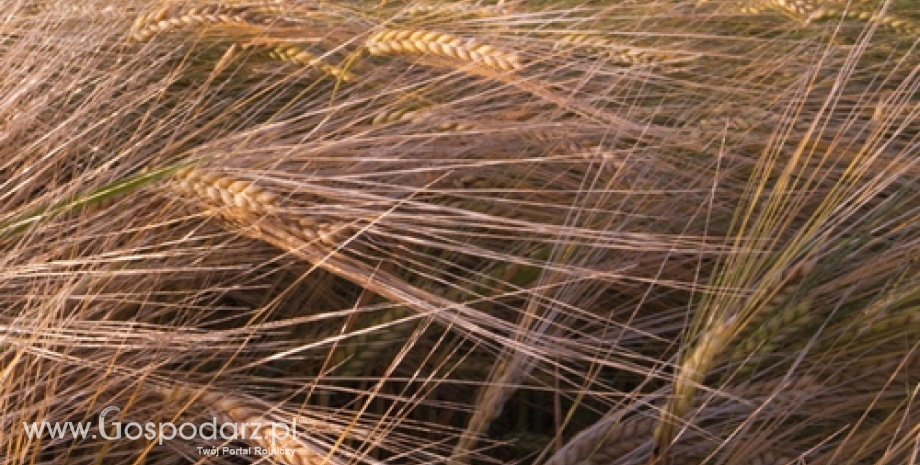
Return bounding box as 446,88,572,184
131,6,272,42
243,41,355,81
365,29,523,72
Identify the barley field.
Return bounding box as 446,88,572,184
0,1,917,465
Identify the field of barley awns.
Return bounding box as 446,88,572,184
0,0,918,464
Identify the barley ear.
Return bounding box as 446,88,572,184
162,385,341,465
130,6,272,42
543,416,656,465
365,29,523,72
651,257,816,462
244,41,356,82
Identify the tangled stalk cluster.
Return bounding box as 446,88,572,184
1,1,917,465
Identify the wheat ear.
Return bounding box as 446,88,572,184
807,6,919,35
404,3,510,18
544,415,713,465
741,0,821,18
651,258,816,462
542,417,656,465
721,375,820,403
750,451,800,465
371,107,425,125
729,296,814,366
451,357,517,463
452,248,556,461
584,418,657,465
365,29,523,72
242,41,355,81
169,166,344,246
694,107,781,133
730,259,817,361
555,34,613,50
651,315,733,463
817,309,920,351
370,106,477,131
334,245,518,379
161,385,340,465
333,304,414,377
131,6,272,42
555,34,696,67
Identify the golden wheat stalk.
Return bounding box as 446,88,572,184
554,34,612,50
171,166,279,214
168,166,343,246
365,29,523,72
371,107,425,125
130,6,272,42
243,40,355,81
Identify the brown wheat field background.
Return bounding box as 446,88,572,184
0,0,917,464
